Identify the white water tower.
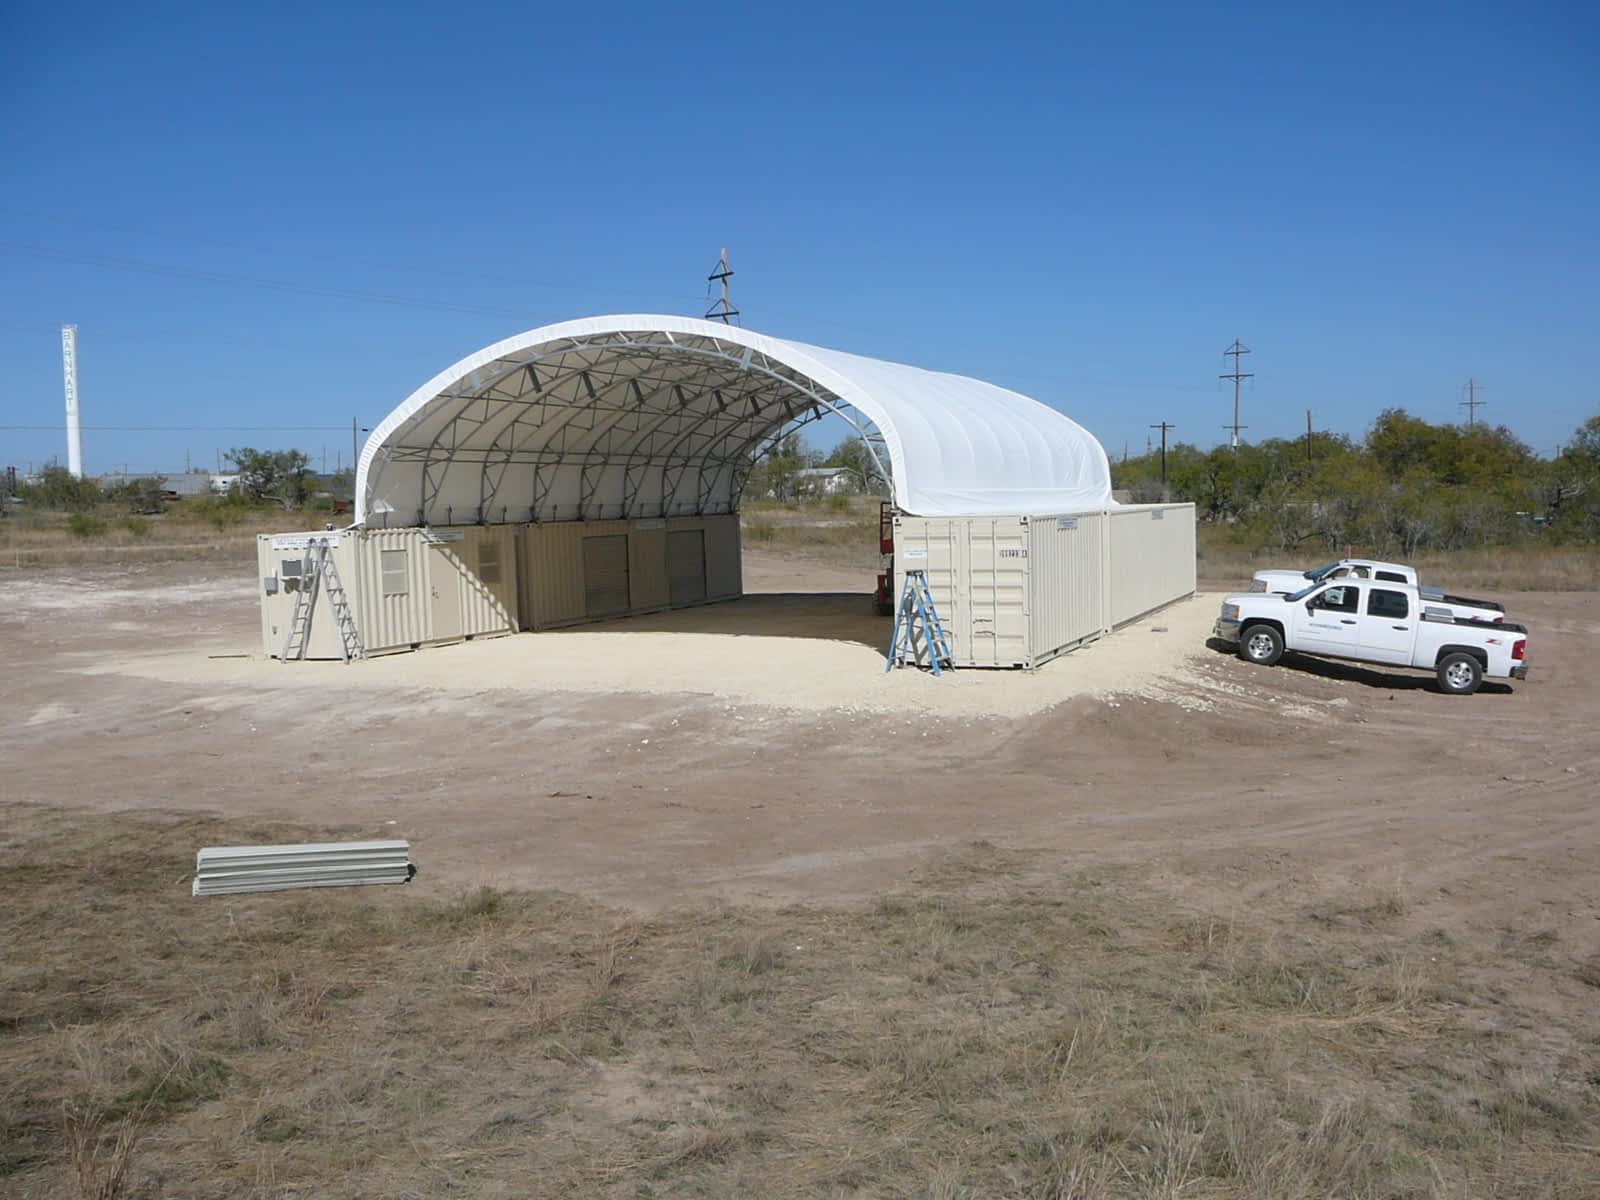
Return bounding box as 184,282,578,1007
61,324,84,477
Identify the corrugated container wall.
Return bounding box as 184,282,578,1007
893,504,1194,668
350,528,433,654
1106,504,1197,625
258,527,517,660
517,514,741,630
1027,511,1108,657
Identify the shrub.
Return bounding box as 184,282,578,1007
825,494,852,513
67,512,107,538
745,519,776,543
190,497,249,530
122,516,152,538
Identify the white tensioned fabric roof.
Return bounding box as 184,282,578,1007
356,314,1111,526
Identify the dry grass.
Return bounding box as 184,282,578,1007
0,507,291,567
1197,528,1600,591
2,804,1596,1197
61,1106,138,1200
741,497,882,568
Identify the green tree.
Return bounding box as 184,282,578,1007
18,464,101,511
744,432,807,502
227,448,311,510
103,475,168,514
823,436,888,495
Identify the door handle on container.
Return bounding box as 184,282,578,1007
1340,618,1357,625
1393,624,1409,631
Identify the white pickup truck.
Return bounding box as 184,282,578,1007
1250,558,1505,623
1214,577,1528,695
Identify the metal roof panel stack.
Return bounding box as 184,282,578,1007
192,840,414,896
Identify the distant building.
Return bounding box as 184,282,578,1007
165,474,218,498
794,467,855,496
92,471,232,499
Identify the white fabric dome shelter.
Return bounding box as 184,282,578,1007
356,315,1112,527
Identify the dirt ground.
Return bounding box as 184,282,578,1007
3,547,1598,1196
2,550,1596,921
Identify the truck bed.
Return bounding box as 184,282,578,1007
1422,607,1526,634
1419,585,1504,613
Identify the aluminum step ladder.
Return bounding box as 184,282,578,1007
885,569,955,675
281,536,364,663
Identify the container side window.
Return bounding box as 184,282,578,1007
380,548,409,597
477,539,501,584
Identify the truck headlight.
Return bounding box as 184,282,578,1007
1221,603,1240,621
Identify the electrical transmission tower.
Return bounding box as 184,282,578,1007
1459,378,1486,429
1219,339,1253,450
705,248,739,324
1149,421,1175,485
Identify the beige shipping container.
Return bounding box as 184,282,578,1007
892,504,1194,669
257,526,517,660
417,526,519,645
1106,504,1197,626
517,514,742,630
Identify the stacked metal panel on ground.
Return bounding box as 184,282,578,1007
192,840,414,896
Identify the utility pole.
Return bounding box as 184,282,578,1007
1460,378,1486,429
1219,339,1253,450
1149,421,1175,485
1306,409,1313,464
351,417,359,475
705,248,739,324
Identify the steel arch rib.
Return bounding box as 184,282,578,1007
357,312,1113,525
358,316,920,525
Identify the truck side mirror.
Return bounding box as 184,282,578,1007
1305,600,1316,615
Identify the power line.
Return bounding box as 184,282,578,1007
1219,339,1254,450
1460,378,1486,428
0,205,709,307
0,424,352,432
0,241,536,318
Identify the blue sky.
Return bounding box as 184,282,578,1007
3,1,1595,476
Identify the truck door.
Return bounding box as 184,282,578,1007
1293,583,1361,656
1357,586,1414,665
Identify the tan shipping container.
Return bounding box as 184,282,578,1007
892,504,1194,669
258,526,517,660
1107,504,1197,626
517,514,742,630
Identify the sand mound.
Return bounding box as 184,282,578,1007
82,593,1223,718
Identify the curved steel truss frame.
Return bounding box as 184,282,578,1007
363,328,891,526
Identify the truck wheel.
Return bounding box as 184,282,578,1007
1239,623,1284,666
1436,652,1483,695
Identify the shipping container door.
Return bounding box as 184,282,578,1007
428,544,463,640
583,534,631,616
666,529,707,605
967,519,1029,666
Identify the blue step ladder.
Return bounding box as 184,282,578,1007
885,570,955,675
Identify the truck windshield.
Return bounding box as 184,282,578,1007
1302,562,1341,581
1287,581,1323,602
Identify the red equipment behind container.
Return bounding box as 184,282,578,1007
875,501,895,615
